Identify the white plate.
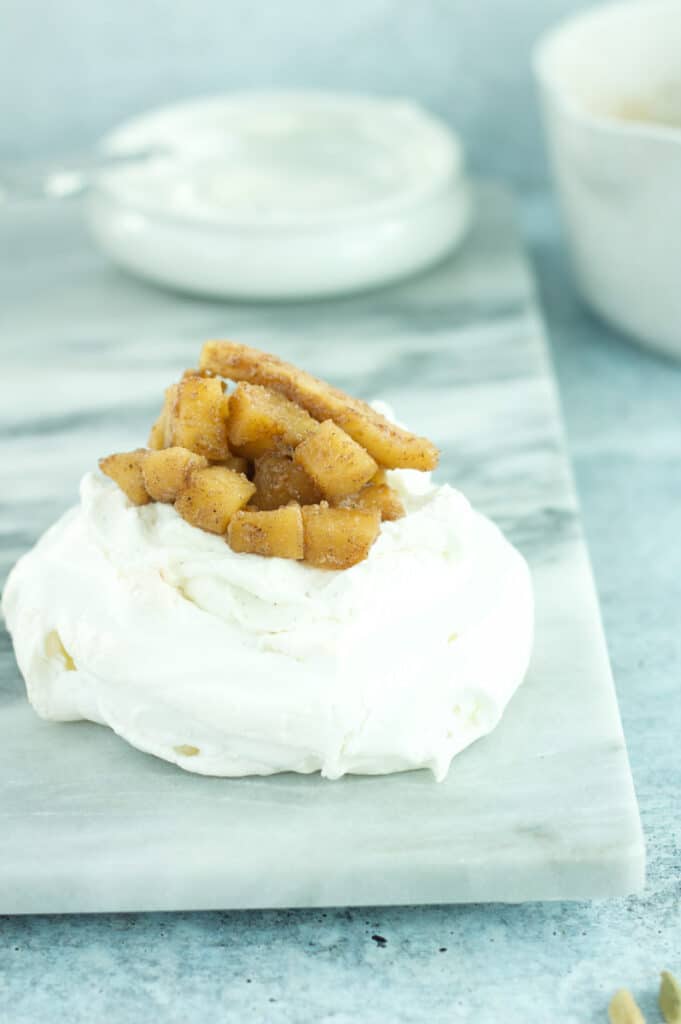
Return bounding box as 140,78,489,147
86,92,472,299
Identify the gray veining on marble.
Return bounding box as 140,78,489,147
0,185,643,917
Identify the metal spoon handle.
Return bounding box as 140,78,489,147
0,145,168,204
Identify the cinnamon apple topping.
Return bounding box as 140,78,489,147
98,342,439,569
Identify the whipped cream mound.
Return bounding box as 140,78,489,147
2,466,533,782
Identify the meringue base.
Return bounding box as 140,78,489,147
2,470,533,781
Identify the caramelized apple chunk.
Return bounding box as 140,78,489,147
200,340,439,471
148,414,166,451
221,453,251,476
302,504,380,570
99,341,438,570
175,466,255,534
142,447,208,503
228,505,304,560
227,382,316,459
148,384,177,450
252,452,321,510
338,480,405,521
207,453,251,476
99,450,151,506
294,420,377,501
167,376,230,460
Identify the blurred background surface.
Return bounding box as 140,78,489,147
1,0,592,186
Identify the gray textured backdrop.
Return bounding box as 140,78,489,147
2,0,596,186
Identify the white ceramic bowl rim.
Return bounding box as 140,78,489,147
96,90,465,231
532,0,681,144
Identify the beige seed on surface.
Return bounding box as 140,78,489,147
608,988,645,1024
660,971,681,1024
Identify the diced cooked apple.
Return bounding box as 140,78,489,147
148,384,178,450
338,481,405,521
99,450,151,506
166,376,229,460
252,452,321,510
228,505,304,560
98,343,433,569
294,420,377,501
175,466,255,534
221,453,251,476
227,382,317,459
148,415,166,451
200,340,440,471
142,447,208,503
302,504,380,570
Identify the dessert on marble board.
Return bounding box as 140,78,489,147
2,342,533,780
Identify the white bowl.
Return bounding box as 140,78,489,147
86,92,471,300
534,0,681,358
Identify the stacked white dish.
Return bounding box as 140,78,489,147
534,0,681,358
87,92,472,299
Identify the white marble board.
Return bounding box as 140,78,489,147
0,185,644,913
